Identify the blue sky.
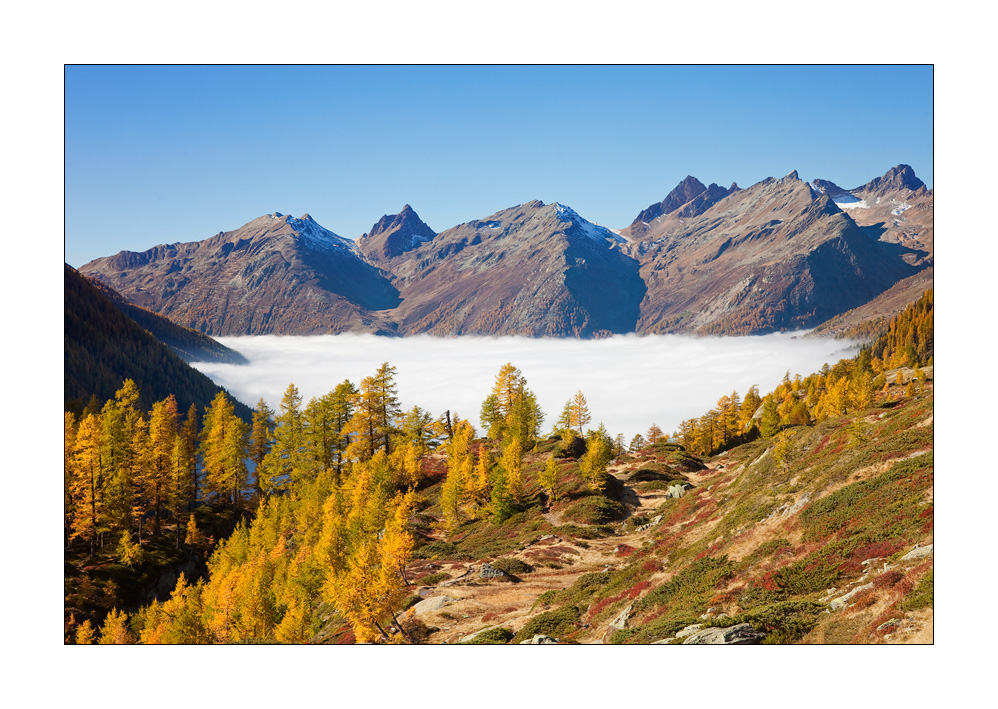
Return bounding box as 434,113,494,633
65,65,932,266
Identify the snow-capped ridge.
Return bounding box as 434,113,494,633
286,213,356,251
553,202,625,243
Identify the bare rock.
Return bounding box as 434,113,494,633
411,595,457,616
900,543,933,562
675,623,705,639
830,583,874,611
520,634,560,644
681,623,766,645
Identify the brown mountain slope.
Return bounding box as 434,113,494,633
387,200,646,337
80,212,401,336
629,171,919,334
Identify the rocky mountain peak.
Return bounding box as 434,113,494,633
783,169,800,182
810,178,847,196
630,176,708,226
359,204,437,261
855,164,926,196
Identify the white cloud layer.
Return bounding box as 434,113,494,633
192,333,860,440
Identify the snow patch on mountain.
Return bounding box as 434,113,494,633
833,194,869,210
891,201,911,216
553,203,625,243
286,214,356,252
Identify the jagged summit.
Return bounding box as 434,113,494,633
855,164,926,196
632,176,708,226
358,204,437,262
625,175,735,239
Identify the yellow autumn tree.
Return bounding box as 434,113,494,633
538,454,560,502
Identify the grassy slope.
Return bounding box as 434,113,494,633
399,378,933,645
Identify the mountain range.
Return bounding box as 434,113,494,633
79,165,932,338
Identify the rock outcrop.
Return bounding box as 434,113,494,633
681,623,766,645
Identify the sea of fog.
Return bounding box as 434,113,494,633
192,333,860,441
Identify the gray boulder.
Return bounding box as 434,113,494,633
667,483,694,499
681,623,766,645
520,634,560,644
900,544,933,562
829,583,874,611
608,603,633,632
479,562,507,579
675,623,704,639
411,595,457,616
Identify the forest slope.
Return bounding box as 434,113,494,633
64,264,251,419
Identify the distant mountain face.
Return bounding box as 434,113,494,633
81,212,401,336
386,200,645,337
628,170,918,334
64,264,252,419
78,165,930,338
810,164,933,267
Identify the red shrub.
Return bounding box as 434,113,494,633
627,581,651,600
919,507,933,533
615,544,636,557
759,570,782,592
336,629,356,644
642,560,660,573
874,570,904,589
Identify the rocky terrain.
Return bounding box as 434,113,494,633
80,165,931,338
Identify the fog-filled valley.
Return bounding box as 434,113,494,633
192,332,860,438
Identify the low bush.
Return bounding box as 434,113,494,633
414,572,449,586
412,540,458,559
563,496,626,525
554,524,614,539
490,558,534,576
553,436,587,459
511,605,580,643
722,600,826,644
400,594,423,611
901,568,933,611
463,626,514,645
